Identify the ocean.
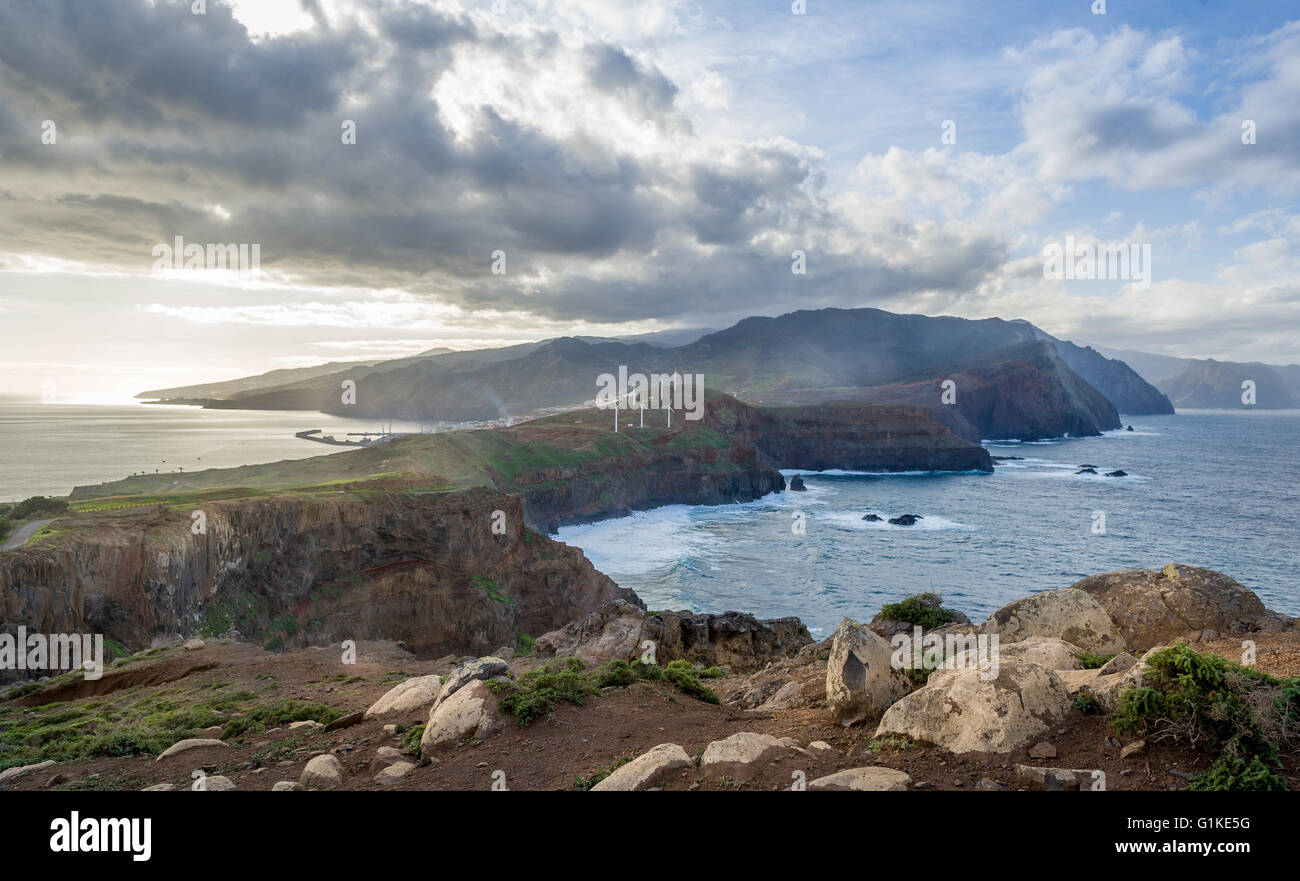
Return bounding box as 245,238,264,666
0,397,431,502
558,410,1300,639
4,399,1297,640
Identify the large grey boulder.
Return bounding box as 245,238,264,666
980,588,1126,655
875,660,1074,754
699,732,788,780
1072,564,1296,652
300,754,344,789
365,674,443,718
591,743,692,791
433,658,510,710
808,767,912,791
825,618,913,726
420,680,506,756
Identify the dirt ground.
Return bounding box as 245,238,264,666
4,632,1297,792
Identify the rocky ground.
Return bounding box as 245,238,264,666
0,564,1296,792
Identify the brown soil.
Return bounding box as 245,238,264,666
4,634,1297,792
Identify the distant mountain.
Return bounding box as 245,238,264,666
1097,347,1300,409
138,308,1171,440
1161,360,1295,409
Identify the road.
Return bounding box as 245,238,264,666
1,518,55,551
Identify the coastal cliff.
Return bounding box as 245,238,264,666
0,489,635,669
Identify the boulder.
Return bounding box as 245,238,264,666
0,760,56,783
420,680,506,756
980,588,1126,655
789,475,807,491
199,775,236,791
156,738,228,762
988,636,1086,671
1056,650,1151,713
888,514,923,526
1015,764,1104,791
433,657,511,710
591,743,692,791
365,674,444,718
272,781,302,791
700,732,789,780
300,754,344,789
1071,564,1295,652
534,599,811,673
374,762,416,786
808,767,912,791
875,660,1074,754
825,618,912,726
141,783,175,791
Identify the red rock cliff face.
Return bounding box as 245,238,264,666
0,489,637,669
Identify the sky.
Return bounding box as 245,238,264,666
1,0,1299,400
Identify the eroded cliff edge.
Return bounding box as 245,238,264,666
0,489,635,665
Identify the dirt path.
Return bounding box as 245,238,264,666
0,518,54,551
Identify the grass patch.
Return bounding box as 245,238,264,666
402,724,426,757
219,700,341,741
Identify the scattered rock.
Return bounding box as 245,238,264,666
0,760,56,783
876,661,1074,754
808,767,911,791
300,754,344,789
862,513,882,522
1028,742,1057,759
591,743,692,791
156,738,228,762
1105,470,1127,477
1015,764,1102,791
758,680,803,710
183,638,205,651
374,762,416,785
976,777,1008,791
140,783,175,791
199,775,237,791
1120,739,1146,760
1076,467,1098,475
808,741,836,756
324,711,364,732
825,618,913,726
272,781,303,791
980,588,1126,655
288,720,323,731
887,514,923,526
789,475,807,491
700,732,788,780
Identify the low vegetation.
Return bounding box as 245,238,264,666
1112,643,1299,791
878,592,957,630
488,657,723,727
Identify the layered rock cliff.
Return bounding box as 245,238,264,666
0,489,636,674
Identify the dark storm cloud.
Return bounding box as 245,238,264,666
0,0,1005,324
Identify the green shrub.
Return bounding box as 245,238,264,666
402,724,425,756
9,496,69,520
1112,642,1299,789
878,593,956,630
487,658,596,726
513,633,535,657
1075,651,1116,670
663,660,719,704
1187,755,1287,791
